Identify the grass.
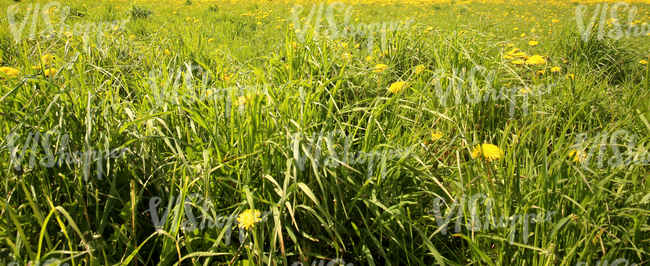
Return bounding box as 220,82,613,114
0,0,649,265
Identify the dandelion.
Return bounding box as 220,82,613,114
568,150,587,163
537,70,545,75
526,55,546,65
431,131,443,141
365,56,373,62
388,81,406,94
528,40,539,46
237,209,262,230
341,52,353,61
520,33,526,37
373,64,388,72
512,60,524,65
640,60,648,65
551,66,561,73
512,52,528,58
0,67,20,79
42,54,55,65
506,48,527,58
208,38,214,43
164,49,171,55
414,65,426,75
503,55,514,60
44,68,57,78
567,74,575,80
471,143,504,162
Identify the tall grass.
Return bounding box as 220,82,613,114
0,0,649,265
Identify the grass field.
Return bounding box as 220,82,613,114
1,0,650,265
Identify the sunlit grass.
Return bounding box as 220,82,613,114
0,0,649,265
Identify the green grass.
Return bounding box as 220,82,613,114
0,0,649,265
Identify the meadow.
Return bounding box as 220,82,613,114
1,0,650,265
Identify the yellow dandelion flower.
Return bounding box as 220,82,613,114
567,74,575,80
568,150,587,163
164,49,171,55
414,65,426,75
42,54,55,65
208,38,214,43
512,52,528,58
341,52,353,61
431,131,443,141
0,67,20,79
512,60,524,65
471,143,504,162
525,55,546,65
373,64,388,72
237,209,262,230
520,33,526,37
528,40,539,46
388,81,406,94
551,66,561,73
365,56,373,62
503,55,514,60
44,68,57,78
640,60,648,65
537,70,545,75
